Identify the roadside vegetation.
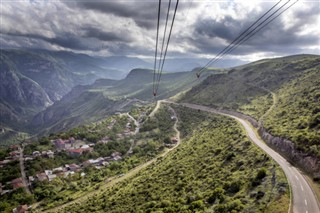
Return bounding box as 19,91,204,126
180,55,320,160
60,106,289,213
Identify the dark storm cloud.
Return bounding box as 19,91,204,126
83,27,133,42
71,1,158,28
69,0,194,29
190,2,320,57
194,15,242,41
2,30,96,51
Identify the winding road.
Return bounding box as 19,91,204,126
179,102,319,213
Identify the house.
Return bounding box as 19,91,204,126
36,173,48,182
32,151,40,157
48,174,57,182
54,139,66,149
68,146,92,157
171,137,179,143
68,163,80,171
11,178,23,188
46,150,54,158
113,155,122,161
68,149,83,157
44,170,52,176
64,171,75,178
12,204,28,213
28,176,35,182
101,161,109,167
52,167,64,173
9,151,20,159
111,152,121,158
24,157,33,161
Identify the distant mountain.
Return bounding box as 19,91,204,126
31,68,216,135
0,49,150,133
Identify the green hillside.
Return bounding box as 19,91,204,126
180,54,320,159
61,106,288,213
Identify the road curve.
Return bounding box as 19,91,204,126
179,102,319,213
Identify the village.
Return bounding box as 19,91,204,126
0,113,136,199
0,106,180,213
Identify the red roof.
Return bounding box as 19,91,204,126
11,177,23,184
55,139,65,145
17,204,28,213
12,182,24,189
68,149,83,153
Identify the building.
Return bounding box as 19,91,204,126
54,139,66,149
46,150,54,158
171,137,179,143
12,204,28,213
36,173,48,182
32,151,40,157
48,174,57,182
11,178,24,189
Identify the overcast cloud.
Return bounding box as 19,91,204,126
1,0,319,63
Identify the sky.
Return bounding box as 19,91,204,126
1,0,319,63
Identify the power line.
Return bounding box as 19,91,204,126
157,0,172,74
155,0,180,95
153,0,162,96
197,0,294,77
221,0,299,59
199,0,292,74
196,0,283,76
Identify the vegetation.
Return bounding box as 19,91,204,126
60,107,289,213
180,54,320,158
0,104,179,212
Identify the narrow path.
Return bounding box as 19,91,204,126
149,100,162,117
19,145,31,194
257,87,278,127
126,112,140,155
44,103,180,213
180,102,320,213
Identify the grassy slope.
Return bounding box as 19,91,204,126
61,107,289,213
262,68,320,156
180,55,320,158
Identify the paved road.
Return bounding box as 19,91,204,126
179,102,320,213
19,146,31,194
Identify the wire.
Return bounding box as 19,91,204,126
199,0,292,74
155,0,180,94
153,0,162,96
222,0,299,58
197,0,290,76
157,0,172,74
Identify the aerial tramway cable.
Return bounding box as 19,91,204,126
154,0,180,95
153,0,162,97
157,0,172,74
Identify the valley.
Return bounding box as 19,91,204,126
0,54,319,213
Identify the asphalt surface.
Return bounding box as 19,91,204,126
180,102,320,213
